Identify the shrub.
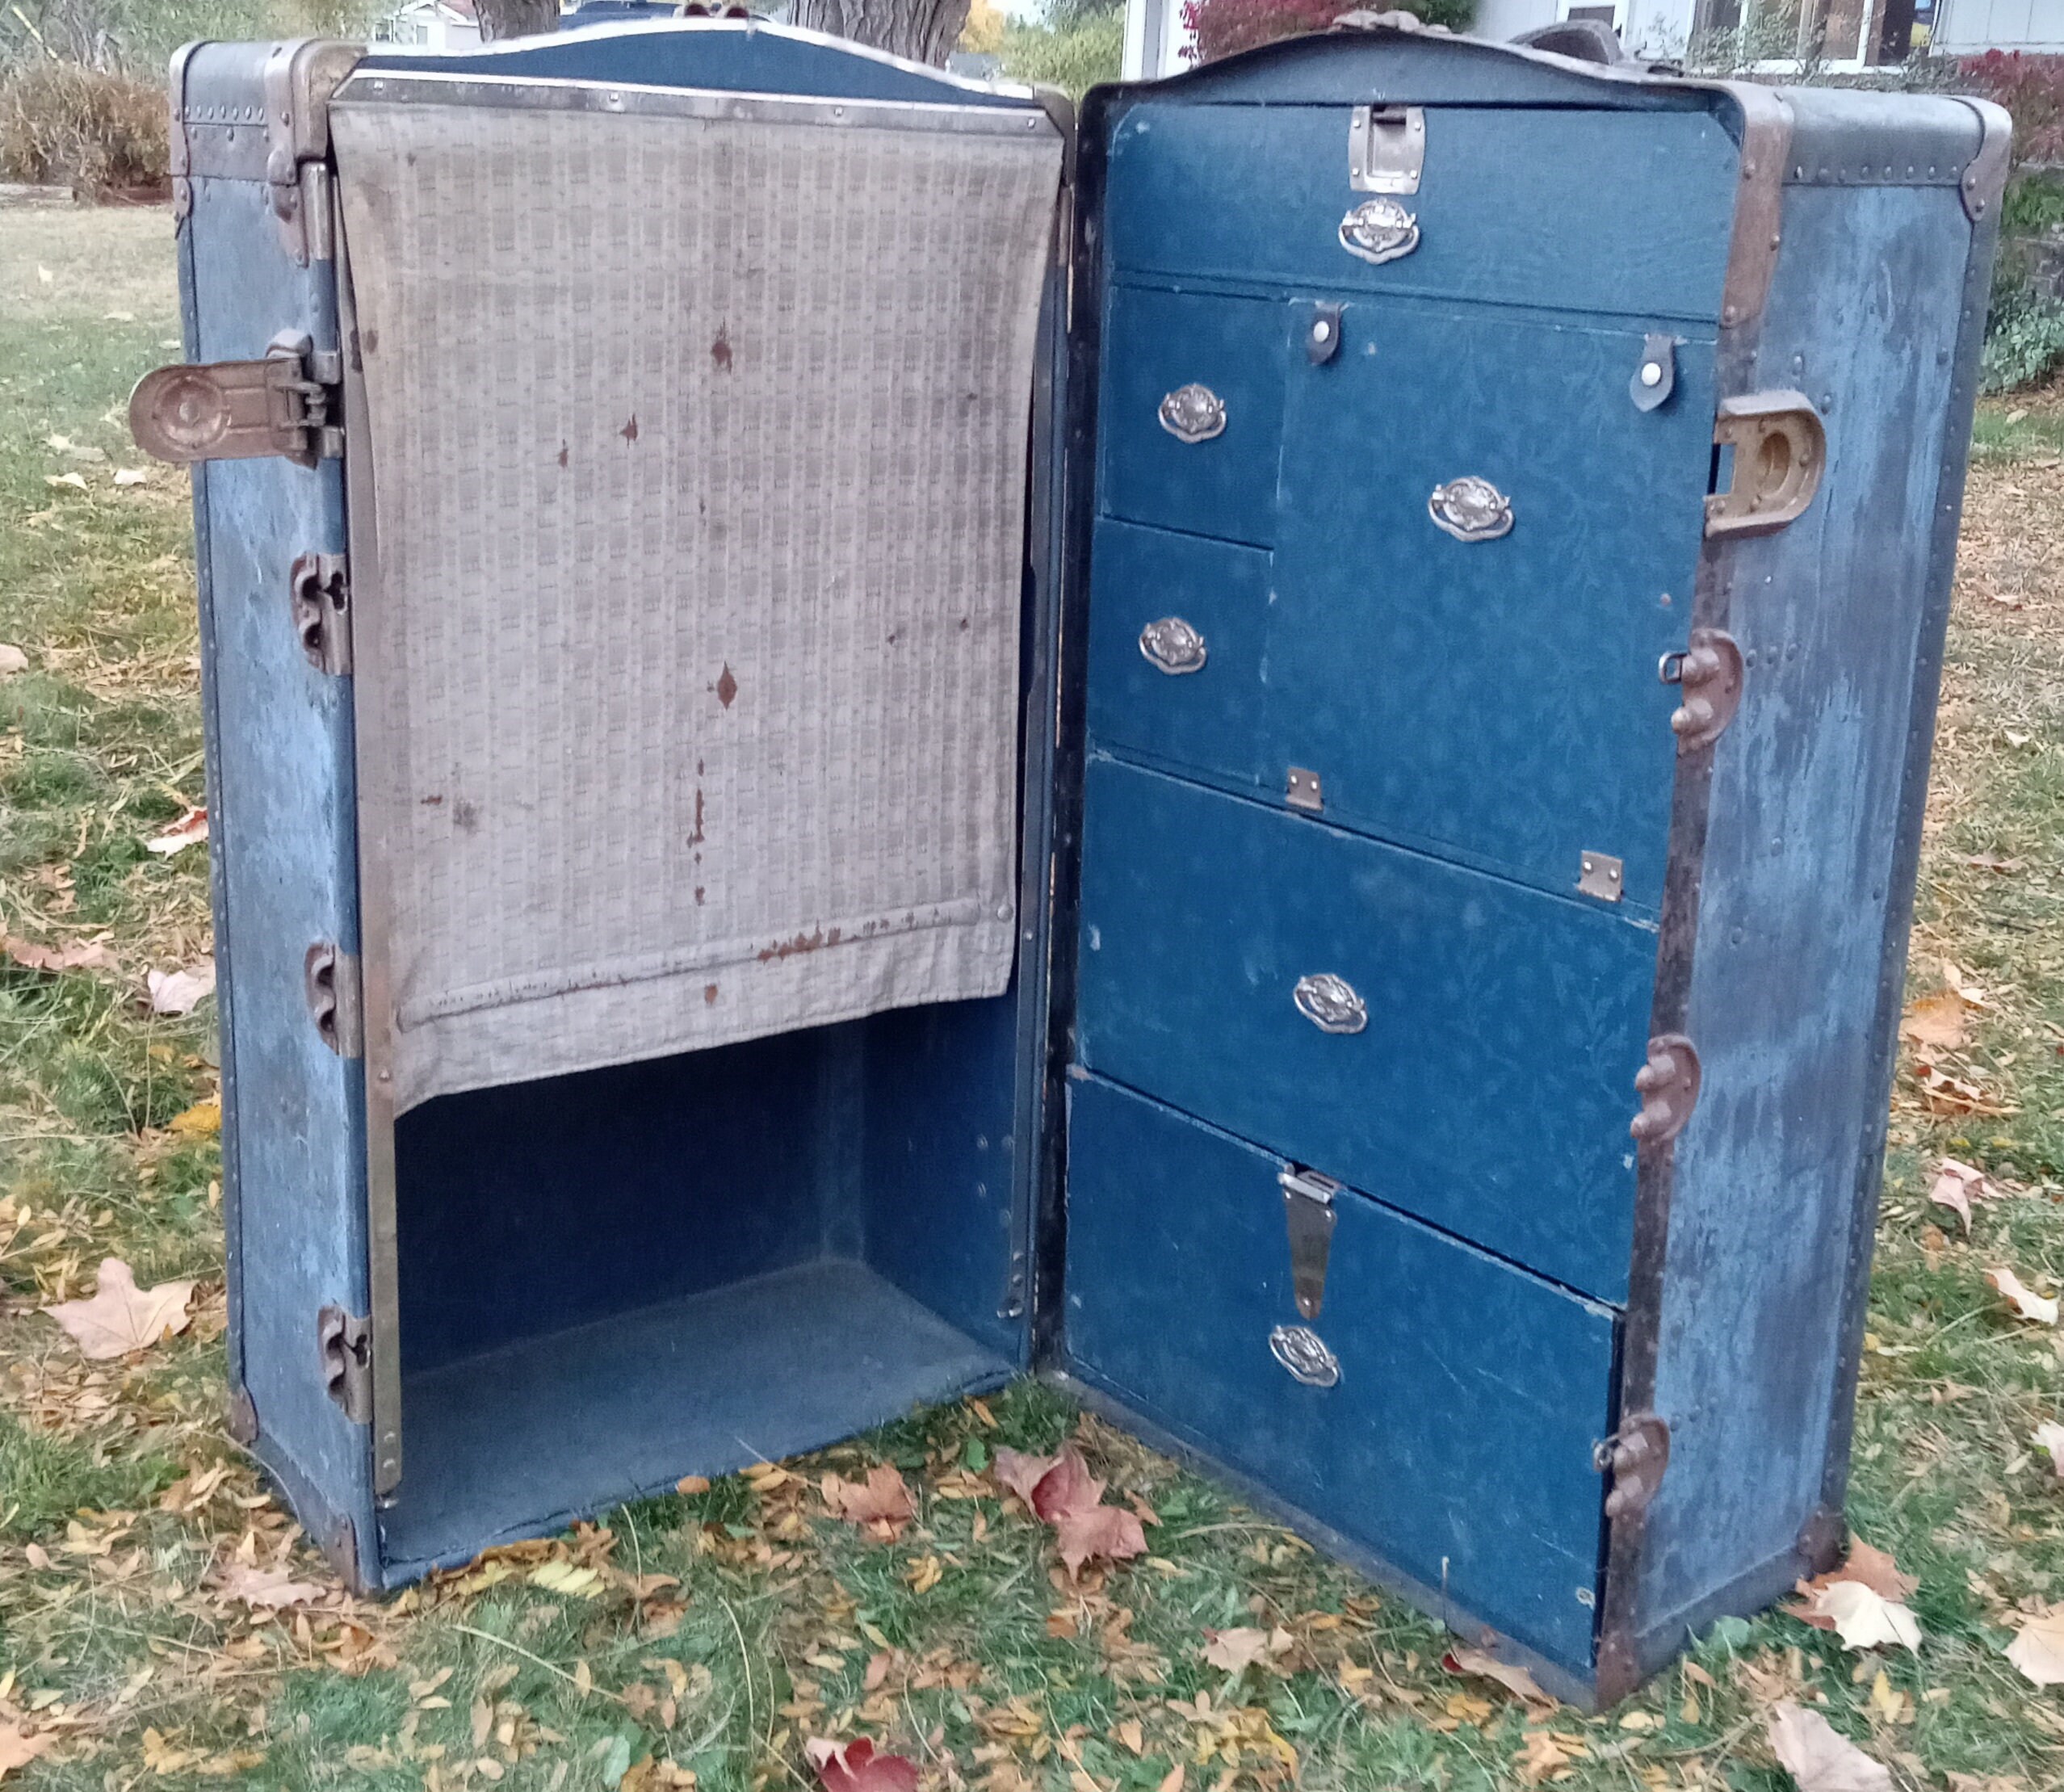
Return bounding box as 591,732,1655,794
0,58,166,191
1981,267,2064,394
1182,0,1473,67
1957,50,2064,167
995,0,1123,98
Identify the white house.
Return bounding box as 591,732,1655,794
372,0,485,50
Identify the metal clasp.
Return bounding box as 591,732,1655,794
1705,390,1825,538
1280,1166,1340,1320
1657,627,1744,752
1594,1412,1671,1520
129,330,343,469
317,1304,373,1424
291,552,353,676
1349,104,1424,194
304,942,363,1059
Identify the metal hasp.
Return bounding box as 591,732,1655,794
1596,1413,1670,1520
1159,383,1226,443
317,1304,373,1424
1630,1034,1701,1145
1293,972,1367,1035
1280,1166,1340,1319
1337,195,1420,267
1705,390,1825,539
291,552,352,676
1659,627,1744,752
304,943,363,1058
1630,334,1676,411
1139,616,1207,675
129,331,343,468
1349,103,1424,194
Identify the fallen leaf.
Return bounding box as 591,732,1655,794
145,806,208,856
2007,1607,2064,1686
805,1736,919,1792
0,1724,52,1777
529,1559,603,1597
42,1258,195,1359
43,472,87,492
1202,1627,1273,1672
0,644,24,678
820,1466,916,1541
1054,1502,1147,1577
1512,1730,1582,1784
993,1446,1060,1511
2037,1422,2064,1478
676,1475,709,1495
146,960,216,1016
1766,1700,1892,1792
168,1099,221,1138
2,933,113,972
113,468,149,486
1808,1580,1921,1652
1155,1769,1184,1792
1901,989,1967,1050
1444,1647,1557,1710
1986,1267,2059,1325
1930,1160,1983,1232
217,1561,325,1609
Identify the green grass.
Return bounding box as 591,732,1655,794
3,204,2064,1790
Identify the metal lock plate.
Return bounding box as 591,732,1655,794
1349,104,1424,194
304,942,363,1058
1429,476,1513,543
1280,1166,1340,1320
129,331,342,468
1630,1034,1701,1146
1705,390,1826,538
291,552,352,676
1659,627,1744,752
317,1303,373,1424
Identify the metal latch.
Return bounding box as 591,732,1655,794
304,942,363,1059
317,1304,372,1424
291,552,352,676
1595,1413,1670,1520
1281,1166,1340,1320
1705,390,1825,539
1630,1034,1701,1146
1349,104,1424,194
128,330,343,469
1659,627,1744,752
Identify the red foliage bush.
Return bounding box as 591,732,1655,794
1181,0,1472,67
1959,51,2064,167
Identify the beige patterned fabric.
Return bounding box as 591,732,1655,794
331,92,1060,1113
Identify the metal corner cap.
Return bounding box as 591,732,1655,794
1957,96,2012,226
1711,80,1793,334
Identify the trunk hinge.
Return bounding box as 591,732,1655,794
1659,627,1743,753
129,330,342,470
304,943,363,1059
1280,1166,1340,1319
1596,1412,1671,1520
317,1305,373,1425
291,552,353,676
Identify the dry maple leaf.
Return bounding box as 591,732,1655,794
0,1725,52,1778
1055,1502,1147,1576
1765,1700,1892,1792
1790,1537,1918,1622
145,806,208,856
146,960,216,1017
1805,1580,1921,1652
42,1257,195,1360
1986,1267,2059,1325
1900,988,1967,1050
2007,1606,2064,1686
217,1560,325,1609
993,1446,1062,1510
2,933,113,972
1512,1729,1581,1786
1202,1626,1275,1672
820,1466,916,1541
805,1736,919,1792
1443,1647,1557,1711
1929,1158,1993,1232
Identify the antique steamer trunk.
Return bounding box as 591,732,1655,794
136,16,2006,1702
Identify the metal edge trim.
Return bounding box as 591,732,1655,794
332,66,1063,141
1592,90,1796,1706
1814,137,2004,1535
1955,94,2012,225
371,14,1045,105
169,40,208,215
1626,1534,1814,1681
1054,1366,1601,1709
333,189,403,1505
250,1431,375,1597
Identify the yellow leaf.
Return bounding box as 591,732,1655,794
529,1559,602,1597
169,1100,221,1138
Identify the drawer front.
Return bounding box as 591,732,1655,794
1098,285,1288,548
1064,1073,1615,1674
1085,518,1272,791
1267,300,1714,911
1104,102,1739,322
1075,758,1653,1302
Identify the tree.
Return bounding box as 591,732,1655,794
475,0,560,41
791,0,973,65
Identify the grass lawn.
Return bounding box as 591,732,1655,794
5,202,2064,1792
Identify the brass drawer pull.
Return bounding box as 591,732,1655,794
1269,1324,1341,1387
1428,476,1513,543
1139,616,1207,675
1338,195,1420,266
1294,973,1366,1035
1159,383,1225,443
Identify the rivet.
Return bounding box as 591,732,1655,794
1639,361,1663,388
1314,319,1332,343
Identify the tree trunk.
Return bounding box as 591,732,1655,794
473,0,561,42
789,0,973,66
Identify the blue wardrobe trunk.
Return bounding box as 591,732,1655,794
136,18,2006,1705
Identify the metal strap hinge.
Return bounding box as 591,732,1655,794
304,943,363,1059
291,552,352,676
317,1304,373,1425
1280,1166,1340,1320
129,330,343,470
1594,1412,1670,1520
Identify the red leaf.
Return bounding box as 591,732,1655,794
1029,1446,1106,1524
993,1446,1059,1510
805,1737,919,1792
